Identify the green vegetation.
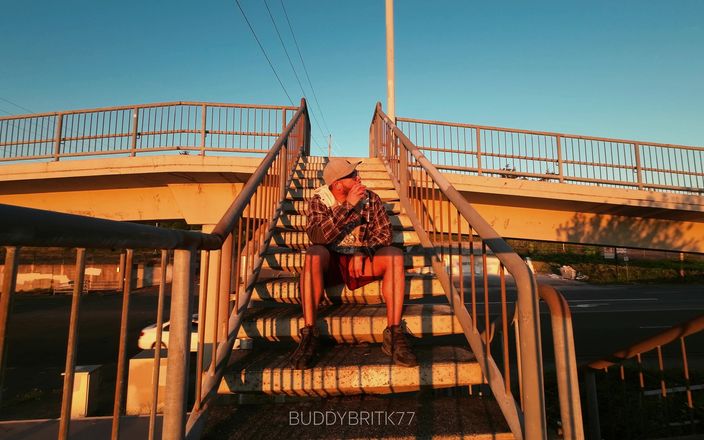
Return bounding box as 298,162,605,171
507,239,704,284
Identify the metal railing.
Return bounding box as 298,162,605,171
584,314,704,439
0,98,310,440
396,117,704,194
371,102,550,440
0,101,298,162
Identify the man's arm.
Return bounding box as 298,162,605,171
306,195,362,245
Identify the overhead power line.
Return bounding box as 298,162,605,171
234,0,294,106
0,97,34,114
263,0,336,156
234,0,327,156
279,0,341,153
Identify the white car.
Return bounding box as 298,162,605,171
138,314,199,351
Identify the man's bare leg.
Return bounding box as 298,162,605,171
369,246,405,326
363,246,417,367
290,245,329,369
300,245,330,326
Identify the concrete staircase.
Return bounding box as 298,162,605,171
220,156,489,400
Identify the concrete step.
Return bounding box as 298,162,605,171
237,303,461,342
219,344,481,396
281,200,402,215
296,163,387,173
296,157,384,167
297,156,381,164
287,188,398,201
289,177,393,190
261,248,433,273
270,230,421,249
275,213,413,231
290,170,390,182
250,273,446,304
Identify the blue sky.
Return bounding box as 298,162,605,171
1,0,702,157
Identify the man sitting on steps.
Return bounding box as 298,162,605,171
289,158,417,370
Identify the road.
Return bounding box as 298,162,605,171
536,276,704,362
0,279,702,420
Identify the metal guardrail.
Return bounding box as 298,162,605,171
584,314,704,440
371,102,548,440
396,117,704,194
0,101,298,162
0,98,310,440
536,284,584,440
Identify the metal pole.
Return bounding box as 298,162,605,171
53,114,64,161
585,370,601,440
200,104,207,156
111,249,133,440
148,249,169,440
385,0,396,121
163,249,196,440
118,253,126,291
130,108,139,156
59,248,86,440
0,247,20,405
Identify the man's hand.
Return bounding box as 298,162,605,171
346,183,367,207
350,252,366,278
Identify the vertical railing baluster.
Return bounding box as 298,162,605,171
634,143,644,190
219,235,233,343
556,135,564,183
500,263,510,394
59,248,86,440
195,250,209,407
118,252,126,291
476,127,482,175
148,249,169,440
469,227,477,332
679,337,694,433
200,104,207,156
112,248,133,440
0,246,20,405
234,221,244,312
482,241,490,354
53,114,64,161
209,250,222,372
130,107,139,156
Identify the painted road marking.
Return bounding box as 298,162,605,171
570,298,658,302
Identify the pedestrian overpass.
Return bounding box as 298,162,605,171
1,102,702,252
0,100,702,439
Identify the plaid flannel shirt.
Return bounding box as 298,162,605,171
306,189,392,255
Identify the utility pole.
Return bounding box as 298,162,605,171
328,135,332,157
385,0,395,121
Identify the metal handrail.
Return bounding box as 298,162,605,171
0,98,310,440
396,116,704,194
0,101,298,120
583,313,704,440
586,314,704,371
371,102,547,440
0,203,221,250
537,284,584,440
183,99,309,439
0,101,297,162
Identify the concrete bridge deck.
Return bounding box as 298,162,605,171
1,155,702,252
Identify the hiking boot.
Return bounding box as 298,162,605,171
289,325,320,369
381,325,418,367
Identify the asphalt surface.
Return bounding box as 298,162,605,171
0,278,702,426
536,275,704,362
